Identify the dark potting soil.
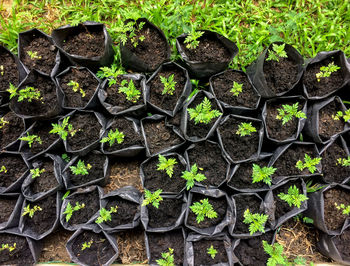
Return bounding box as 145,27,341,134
324,188,350,231
71,230,115,266
66,189,100,226
219,116,260,162
0,154,27,188
211,70,259,108
193,239,228,265
187,141,227,187
0,49,19,91
318,99,346,141
322,142,350,183
148,197,183,228
143,156,186,193
62,28,105,57
125,21,168,71
66,113,102,151
0,196,18,223
333,226,350,259
263,53,299,95
148,65,186,111
266,100,305,141
105,198,138,227
234,231,275,266
0,111,24,149
0,233,34,265
187,194,227,229
21,36,57,75
103,118,143,152
304,57,344,97
181,34,230,62
67,153,105,187
22,194,57,235
29,159,59,194
147,229,184,265
143,119,183,155
59,68,98,108
232,194,262,234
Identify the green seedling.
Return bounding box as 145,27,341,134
30,168,45,179
332,109,350,123
19,132,42,148
262,241,288,266
266,43,288,62
142,189,163,208
62,153,70,163
67,80,86,97
230,81,243,97
96,64,124,87
0,65,4,76
70,160,92,175
243,209,268,235
190,198,218,224
95,205,118,224
22,204,42,218
276,102,306,125
157,154,177,178
81,240,93,251
160,74,177,95
316,62,340,82
337,156,350,167
50,117,79,140
295,154,321,174
100,128,125,147
62,191,70,200
8,83,42,102
0,243,16,252
334,202,350,215
207,245,218,259
181,163,206,190
236,122,257,137
0,166,7,173
278,185,308,208
187,97,222,124
251,164,277,186
27,50,41,60
0,117,9,129
119,79,141,103
64,202,85,222
156,248,175,266
117,21,145,48
184,30,204,49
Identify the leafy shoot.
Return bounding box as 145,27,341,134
189,198,218,224
27,50,41,60
243,209,268,235
81,240,93,251
119,79,141,103
266,43,288,62
22,204,42,218
0,243,16,252
64,202,85,222
207,245,218,259
230,81,243,97
295,154,321,174
70,160,92,175
187,97,222,124
316,62,340,82
100,128,125,146
142,189,163,208
19,132,42,148
30,168,45,179
95,205,118,224
62,153,70,163
0,165,7,173
96,64,124,87
67,80,86,97
251,164,276,186
160,74,177,95
0,117,9,129
332,109,350,123
117,21,145,48
236,122,257,137
157,155,178,178
334,203,350,215
156,248,175,266
262,241,288,266
337,156,350,167
8,83,42,102
49,117,79,140
278,185,308,208
184,30,204,49
276,102,306,125
181,163,206,190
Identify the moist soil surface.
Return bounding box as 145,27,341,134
148,64,186,112
66,113,102,151
324,187,350,231
211,70,260,108
318,99,346,141
304,57,344,98
0,48,19,91
147,229,184,265
147,197,183,228
187,193,227,229
59,68,98,108
71,230,115,266
266,99,305,141
219,116,260,162
142,155,186,193
0,195,18,224
193,239,228,265
263,53,299,95
28,159,59,195
0,154,27,188
0,111,24,149
187,141,227,187
104,197,139,228
21,36,57,75
333,226,350,259
22,194,57,236
0,233,34,265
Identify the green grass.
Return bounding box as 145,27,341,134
0,0,349,70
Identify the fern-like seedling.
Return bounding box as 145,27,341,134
251,164,276,186
115,21,145,48
0,243,16,252
236,122,257,137
30,168,45,179
277,185,308,208
334,203,350,215
95,205,118,224
181,163,206,190
96,64,124,87
230,81,243,97
81,240,93,251
50,117,79,140
63,202,85,222
156,248,175,266
19,132,42,148
100,128,125,146
266,43,288,62
262,241,288,266
8,83,42,102
189,198,218,224
67,80,86,97
207,245,218,259
70,160,92,176
295,154,321,174
243,209,268,235
276,102,306,125
316,62,340,82
332,109,350,123
22,204,42,218
157,155,178,178
187,97,222,124
118,79,141,103
142,189,163,208
160,74,177,95
184,30,204,49
337,156,350,167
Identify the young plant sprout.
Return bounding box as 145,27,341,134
184,30,204,49
190,198,218,224
160,74,177,96
262,241,288,266
118,79,141,103
276,102,306,125
266,43,288,62
67,80,86,97
62,153,70,163
100,128,125,146
332,109,350,123
334,203,350,215
50,117,79,140
95,206,118,224
251,164,277,186
277,185,308,208
316,61,340,82
187,97,222,124
81,240,93,251
337,156,350,167
157,154,178,178
243,209,268,235
96,64,124,86
117,21,145,48
230,81,243,97
19,132,42,148
295,154,321,174
8,83,42,102
70,160,92,175
64,202,85,222
0,117,9,129
156,248,175,266
236,122,257,137
30,168,45,179
27,50,41,60
181,163,206,190
22,204,42,218
0,243,16,252
207,245,218,259
0,165,7,173
0,65,4,76
142,189,163,208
